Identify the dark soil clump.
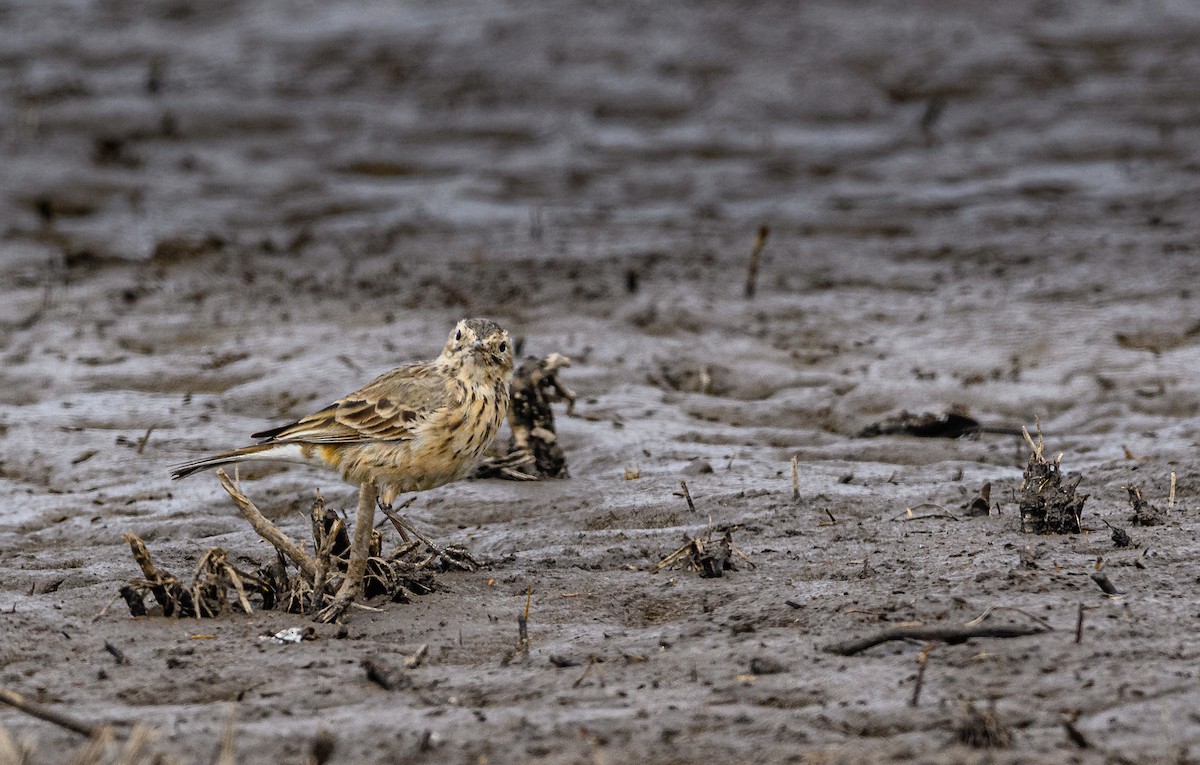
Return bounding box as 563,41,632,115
1019,431,1087,534
1126,485,1165,527
859,409,982,439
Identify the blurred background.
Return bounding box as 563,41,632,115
4,0,1199,272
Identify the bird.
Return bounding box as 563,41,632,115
171,318,514,505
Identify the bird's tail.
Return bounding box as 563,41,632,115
170,443,310,480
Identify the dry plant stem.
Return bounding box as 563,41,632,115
790,455,799,501
824,624,1048,656
650,539,698,573
910,643,932,707
1021,425,1043,459
73,728,115,764
125,532,162,581
214,704,237,765
223,564,253,614
119,725,157,763
91,591,122,623
679,480,696,512
964,605,1053,632
123,532,188,614
572,656,604,689
136,426,154,454
0,686,101,738
312,516,344,606
743,224,770,298
215,469,316,583
729,542,757,569
517,586,532,652
403,644,429,669
891,503,960,522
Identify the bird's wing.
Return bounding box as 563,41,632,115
251,363,458,444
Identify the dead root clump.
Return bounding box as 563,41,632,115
650,524,754,578
120,490,446,620
475,352,575,480
1125,484,1165,526
955,702,1013,749
1019,427,1086,534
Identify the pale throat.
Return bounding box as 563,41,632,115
439,352,505,387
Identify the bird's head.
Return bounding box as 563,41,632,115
441,318,514,379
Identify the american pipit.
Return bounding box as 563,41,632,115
171,317,513,617
172,317,513,501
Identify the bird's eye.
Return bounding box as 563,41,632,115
498,341,507,353
455,329,462,341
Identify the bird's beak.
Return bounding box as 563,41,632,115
471,340,485,353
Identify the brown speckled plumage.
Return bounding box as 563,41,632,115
172,318,514,504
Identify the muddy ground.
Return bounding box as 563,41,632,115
3,0,1200,762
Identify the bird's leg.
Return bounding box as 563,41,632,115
318,480,377,623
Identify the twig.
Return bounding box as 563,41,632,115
215,704,237,765
223,564,253,615
910,643,932,707
517,588,532,653
123,532,192,616
790,455,799,501
1063,713,1091,748
964,605,1053,632
823,624,1048,656
403,644,429,669
572,656,605,689
679,480,696,513
743,224,770,299
0,686,101,738
215,470,316,583
135,426,154,455
1021,425,1044,460
1075,603,1085,643
650,538,699,574
891,503,960,521
522,586,532,642
729,541,757,570
312,511,343,610
1169,471,1176,511
103,641,130,665
91,590,122,623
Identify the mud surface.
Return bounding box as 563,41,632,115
4,0,1200,762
